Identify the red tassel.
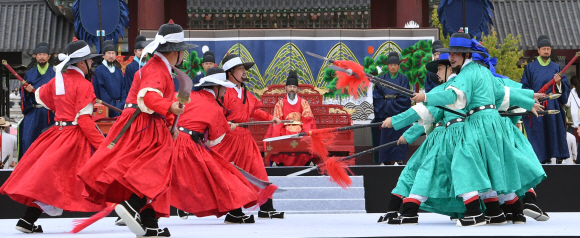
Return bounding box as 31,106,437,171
302,128,336,160
318,157,355,189
69,204,115,233
257,184,277,206
334,60,369,98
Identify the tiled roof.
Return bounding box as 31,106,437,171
0,0,75,54
492,0,580,50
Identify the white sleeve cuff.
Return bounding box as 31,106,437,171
445,86,467,110
423,123,434,135
498,86,510,111
75,103,94,121
205,133,226,147
411,103,435,125
34,87,50,109
137,88,164,114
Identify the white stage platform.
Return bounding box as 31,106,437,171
0,213,578,237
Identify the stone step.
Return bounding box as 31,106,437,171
269,176,364,188
273,187,364,199
266,199,365,211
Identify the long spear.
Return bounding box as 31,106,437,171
306,52,467,118
500,110,559,117
288,141,399,188
263,122,383,142
505,94,560,112
237,120,293,126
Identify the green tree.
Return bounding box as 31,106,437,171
400,40,432,90
181,51,203,79
322,68,349,98
481,28,524,81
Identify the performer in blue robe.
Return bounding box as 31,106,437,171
92,40,127,117
18,42,55,159
424,40,444,93
371,52,412,164
123,35,147,89
191,50,216,92
521,35,571,164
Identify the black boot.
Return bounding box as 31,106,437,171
378,194,403,223
225,208,255,224
176,209,189,220
509,199,526,224
16,206,43,233
500,203,512,222
522,191,550,221
457,198,485,227
389,201,419,225
258,199,285,219
115,194,147,236
484,200,507,225
138,208,170,237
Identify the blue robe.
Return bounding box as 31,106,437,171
92,64,127,117
371,72,412,163
123,60,140,88
424,72,439,93
18,66,56,159
521,60,570,162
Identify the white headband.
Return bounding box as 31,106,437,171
222,57,243,71
195,73,235,88
55,45,91,95
140,32,184,63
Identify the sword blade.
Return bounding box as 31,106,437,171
232,163,286,193
305,51,333,63
263,134,301,142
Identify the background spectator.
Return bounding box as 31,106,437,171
566,76,580,142
1,117,17,169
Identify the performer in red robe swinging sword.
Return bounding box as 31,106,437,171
0,38,106,233
212,54,286,219
77,20,196,237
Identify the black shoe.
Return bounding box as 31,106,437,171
450,217,458,221
115,217,126,226
523,203,550,221
137,227,171,238
388,215,419,225
485,212,507,225
177,209,189,220
505,213,513,223
224,214,255,224
377,211,398,223
115,201,146,236
457,213,486,227
512,213,526,224
258,210,285,219
15,218,43,233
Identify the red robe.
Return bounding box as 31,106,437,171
265,96,317,166
0,69,106,212
171,90,257,217
212,87,272,189
78,55,175,217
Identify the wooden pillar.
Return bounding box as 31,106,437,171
164,0,187,27
396,0,423,28
127,0,139,53
371,0,396,28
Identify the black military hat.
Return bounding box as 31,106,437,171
387,52,400,65
101,40,116,53
537,35,551,48
203,50,215,63
221,54,254,72
286,70,299,86
194,67,236,88
432,40,444,54
153,20,198,53
436,32,485,55
134,35,147,50
63,38,103,66
35,42,50,54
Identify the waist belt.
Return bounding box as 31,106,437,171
466,104,496,117
112,99,121,103
124,103,138,109
178,127,205,144
445,118,465,128
384,94,398,99
434,122,444,128
55,121,77,129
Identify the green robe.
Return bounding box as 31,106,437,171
426,61,545,196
